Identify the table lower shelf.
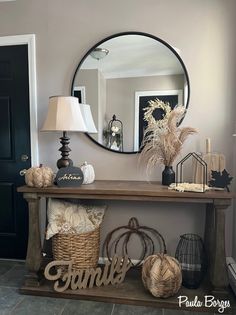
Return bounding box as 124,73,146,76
19,269,235,314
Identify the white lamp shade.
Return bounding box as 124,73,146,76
41,96,87,132
79,104,97,134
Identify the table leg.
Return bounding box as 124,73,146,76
207,200,230,292
204,203,214,282
23,193,42,286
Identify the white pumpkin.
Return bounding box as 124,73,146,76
81,161,95,184
25,164,54,188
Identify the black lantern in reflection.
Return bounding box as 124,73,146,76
175,233,207,289
107,114,123,151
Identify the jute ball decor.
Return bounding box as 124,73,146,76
142,254,182,298
25,164,54,188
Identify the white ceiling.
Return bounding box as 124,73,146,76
81,35,184,79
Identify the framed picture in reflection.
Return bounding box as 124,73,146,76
134,89,183,151
73,86,86,104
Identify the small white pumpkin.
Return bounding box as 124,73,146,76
25,164,54,188
81,161,95,184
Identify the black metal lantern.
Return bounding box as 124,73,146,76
107,114,123,151
175,233,207,289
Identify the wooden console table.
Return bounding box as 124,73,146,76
17,181,235,313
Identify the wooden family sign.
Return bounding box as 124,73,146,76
44,255,131,292
55,166,84,187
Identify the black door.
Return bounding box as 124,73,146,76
0,45,31,259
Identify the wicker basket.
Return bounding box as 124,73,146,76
52,227,100,273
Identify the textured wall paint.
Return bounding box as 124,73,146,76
0,0,236,257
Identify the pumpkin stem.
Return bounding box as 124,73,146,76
128,217,140,229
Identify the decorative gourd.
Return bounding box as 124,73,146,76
25,164,54,188
142,254,182,298
81,161,95,184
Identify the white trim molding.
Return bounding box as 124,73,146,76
73,86,86,104
0,34,38,166
226,257,236,295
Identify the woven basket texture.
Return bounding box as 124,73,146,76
142,254,182,298
52,227,100,273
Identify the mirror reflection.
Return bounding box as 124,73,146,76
72,33,190,153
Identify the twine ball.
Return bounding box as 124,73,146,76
25,165,54,188
142,254,182,298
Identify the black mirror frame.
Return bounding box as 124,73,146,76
71,31,190,154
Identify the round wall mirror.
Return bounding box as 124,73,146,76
71,32,190,154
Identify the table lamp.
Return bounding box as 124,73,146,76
41,96,88,169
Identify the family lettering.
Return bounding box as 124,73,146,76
178,295,231,313
44,255,131,292
58,173,82,181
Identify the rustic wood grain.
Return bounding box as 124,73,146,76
23,193,42,287
17,180,234,201
19,269,236,314
17,180,234,307
211,203,229,291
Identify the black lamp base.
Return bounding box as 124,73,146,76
57,131,73,169
57,157,73,169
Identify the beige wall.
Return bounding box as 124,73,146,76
0,0,236,258
106,74,184,151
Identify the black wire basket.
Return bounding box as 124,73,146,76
175,233,207,289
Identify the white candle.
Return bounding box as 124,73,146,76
206,138,211,153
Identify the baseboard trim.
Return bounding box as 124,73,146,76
98,256,141,265
226,256,236,295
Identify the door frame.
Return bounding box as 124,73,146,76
0,34,38,166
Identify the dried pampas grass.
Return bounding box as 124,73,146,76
140,100,197,174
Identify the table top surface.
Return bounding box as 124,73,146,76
17,180,234,201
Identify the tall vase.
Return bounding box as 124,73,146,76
175,233,207,289
162,166,175,186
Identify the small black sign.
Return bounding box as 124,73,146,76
55,166,84,187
